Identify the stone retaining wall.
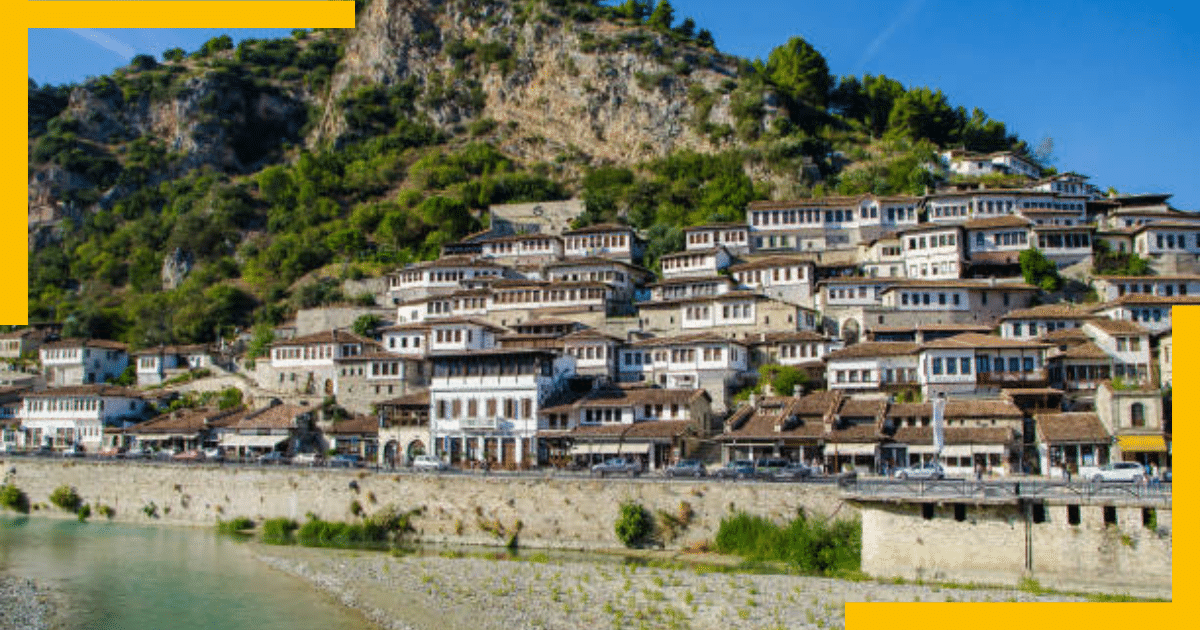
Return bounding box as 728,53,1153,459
0,459,850,551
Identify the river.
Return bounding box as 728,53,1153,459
0,516,377,630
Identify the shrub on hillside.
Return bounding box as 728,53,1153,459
615,501,654,548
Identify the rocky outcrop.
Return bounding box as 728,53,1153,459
161,248,194,290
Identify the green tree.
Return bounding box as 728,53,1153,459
886,87,962,146
695,29,715,49
647,0,674,30
674,17,696,39
130,54,158,71
1019,248,1062,292
352,314,382,338
162,48,186,62
759,364,807,397
765,36,833,109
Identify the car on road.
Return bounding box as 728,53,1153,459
772,462,814,481
893,462,945,480
203,447,225,462
1079,461,1146,483
173,450,205,462
664,459,707,478
411,454,449,472
62,444,86,458
257,451,291,466
328,453,365,468
291,452,322,467
712,460,757,479
753,457,790,478
590,457,642,477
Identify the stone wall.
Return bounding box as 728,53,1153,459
0,459,850,552
859,499,1171,598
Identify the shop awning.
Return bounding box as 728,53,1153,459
826,443,877,456
569,442,652,456
1117,435,1167,453
220,434,288,449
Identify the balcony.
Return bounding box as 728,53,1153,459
459,416,500,430
977,369,1048,388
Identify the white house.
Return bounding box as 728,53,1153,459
1092,294,1200,334
659,246,732,279
648,275,739,302
262,329,376,395
1092,275,1200,301
998,304,1095,340
899,223,965,279
918,333,1050,397
39,338,129,387
561,223,644,263
560,329,624,379
684,223,750,255
728,256,817,307
623,333,751,412
133,344,216,385
478,234,563,265
824,342,921,393
1082,319,1153,385
19,385,149,451
387,256,508,300
428,348,576,467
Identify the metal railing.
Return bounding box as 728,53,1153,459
842,477,1172,503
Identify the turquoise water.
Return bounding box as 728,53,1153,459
0,516,376,630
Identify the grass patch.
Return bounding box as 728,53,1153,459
714,510,861,576
261,517,299,544
216,516,255,535
0,484,29,514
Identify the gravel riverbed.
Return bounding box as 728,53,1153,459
0,575,65,630
254,545,1087,630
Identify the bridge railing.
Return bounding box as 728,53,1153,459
842,478,1172,503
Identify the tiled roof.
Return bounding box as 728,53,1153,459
561,223,635,236
891,426,1015,445
883,279,1037,291
1000,304,1095,320
225,404,312,431
41,338,128,351
560,329,624,343
922,332,1049,350
325,415,379,435
1085,319,1149,335
753,331,830,344
660,246,727,259
825,342,920,360
826,423,881,443
1097,294,1200,307
25,385,143,399
1038,328,1090,344
1035,412,1110,444
562,420,692,440
631,333,748,348
123,407,242,434
377,391,430,407
647,274,736,287
884,399,1023,419
1057,341,1110,360
727,256,818,272
968,251,1022,265
271,329,376,348
682,222,748,231
962,215,1033,229
131,344,214,356
575,386,708,408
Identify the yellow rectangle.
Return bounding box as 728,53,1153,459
1117,434,1168,452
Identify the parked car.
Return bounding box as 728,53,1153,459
664,459,707,478
412,454,449,472
590,457,642,477
155,448,178,461
62,444,86,458
97,447,122,459
291,452,322,467
328,453,365,468
773,462,814,481
754,457,790,478
126,447,153,460
257,451,291,466
712,460,757,479
893,462,945,480
32,444,54,457
1079,461,1146,483
173,450,205,462
202,447,225,462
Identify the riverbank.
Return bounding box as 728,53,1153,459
0,575,67,630
253,544,1089,630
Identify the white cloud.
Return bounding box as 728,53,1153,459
855,0,926,73
69,28,138,61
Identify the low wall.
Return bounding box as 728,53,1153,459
859,499,1171,598
0,459,851,551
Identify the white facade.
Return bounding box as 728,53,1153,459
388,259,506,298
561,225,641,262
900,226,964,279
660,247,731,279
1082,321,1152,384
39,340,129,386
1093,276,1200,301
19,387,148,451
479,235,563,263
684,224,750,254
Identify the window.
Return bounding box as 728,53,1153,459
1067,505,1080,526
1130,403,1145,427
961,358,972,374
932,358,943,375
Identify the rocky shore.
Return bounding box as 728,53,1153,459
0,576,64,630
254,545,1088,630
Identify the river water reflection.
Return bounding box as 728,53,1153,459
0,516,375,630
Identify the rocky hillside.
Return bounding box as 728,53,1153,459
25,0,1030,348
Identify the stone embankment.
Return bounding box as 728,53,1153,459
0,576,64,630
1,459,851,551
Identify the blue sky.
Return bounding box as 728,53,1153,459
27,0,1200,209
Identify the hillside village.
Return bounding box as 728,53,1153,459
3,151,1183,480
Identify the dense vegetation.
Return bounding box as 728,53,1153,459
714,510,861,576
28,0,1039,346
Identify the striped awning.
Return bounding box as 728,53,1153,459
1117,435,1167,453
569,442,652,455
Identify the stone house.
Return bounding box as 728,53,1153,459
259,329,377,395
39,338,129,386
19,384,150,451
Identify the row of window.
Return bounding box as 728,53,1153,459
436,397,533,420
1009,320,1076,336
662,253,718,271
387,335,423,349
827,286,873,301
25,398,109,412
977,231,1028,247
900,292,962,307
433,358,551,377
550,270,627,283
1127,308,1165,324
779,343,823,359
659,282,725,300
1114,282,1189,297
687,230,746,246
485,239,558,254
493,287,608,304
1114,336,1143,352
1153,233,1198,250
1037,232,1091,249
567,345,611,360
566,234,629,250
907,232,958,250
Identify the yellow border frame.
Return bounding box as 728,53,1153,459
11,2,1183,628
